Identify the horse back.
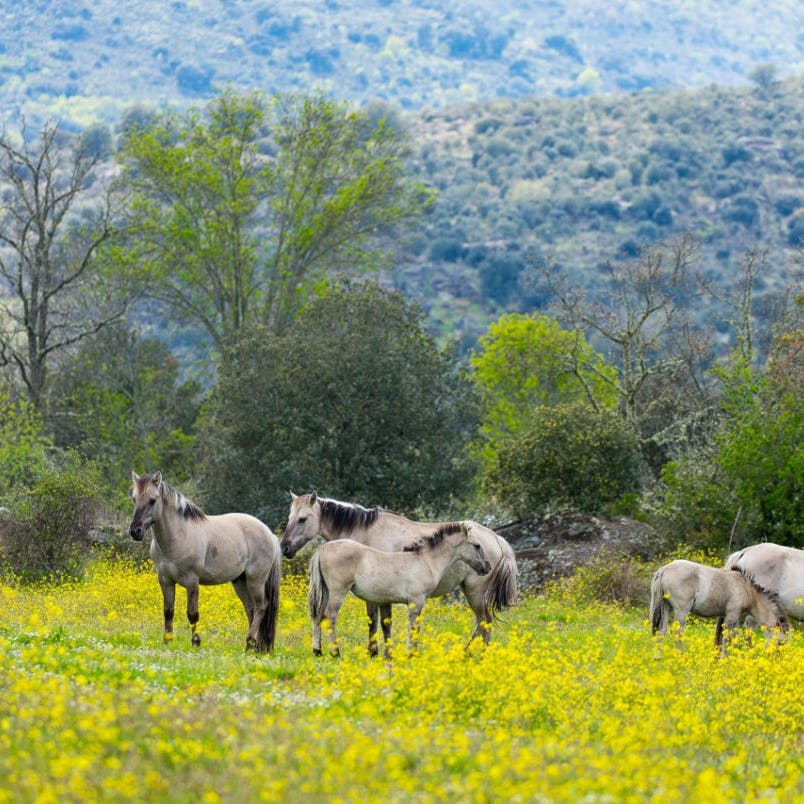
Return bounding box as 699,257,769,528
726,543,804,619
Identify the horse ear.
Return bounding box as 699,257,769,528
131,471,140,484
310,492,317,505
289,490,298,500
153,471,162,486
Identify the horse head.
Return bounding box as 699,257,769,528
129,471,163,541
460,537,492,577
280,492,320,557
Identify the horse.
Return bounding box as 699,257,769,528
720,543,804,621
129,472,281,653
280,492,517,654
308,522,492,656
649,558,789,654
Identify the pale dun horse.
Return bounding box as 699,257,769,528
719,543,804,624
650,559,789,654
280,493,517,655
129,472,281,653
308,523,492,656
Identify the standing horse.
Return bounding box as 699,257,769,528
650,559,789,653
280,492,517,654
308,523,491,656
129,472,281,653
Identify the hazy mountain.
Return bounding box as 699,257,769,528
2,0,801,128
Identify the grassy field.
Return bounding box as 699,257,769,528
0,557,801,803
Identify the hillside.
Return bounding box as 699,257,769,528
1,0,801,128
397,77,803,347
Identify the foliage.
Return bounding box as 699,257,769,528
0,560,801,802
119,89,430,345
45,326,202,502
0,452,106,580
470,311,617,470
0,387,53,508
0,121,129,410
490,401,643,516
197,281,478,524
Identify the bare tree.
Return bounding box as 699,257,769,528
0,121,127,411
529,234,713,457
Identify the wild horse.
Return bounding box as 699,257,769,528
650,558,788,654
281,492,517,654
308,523,491,656
129,472,281,652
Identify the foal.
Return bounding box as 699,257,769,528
308,523,491,657
650,559,788,654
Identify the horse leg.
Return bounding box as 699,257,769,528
324,593,346,658
159,577,176,644
233,576,263,652
366,603,380,657
462,580,492,647
186,580,201,648
380,604,393,660
406,599,425,654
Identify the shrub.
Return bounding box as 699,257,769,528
489,402,643,516
0,453,106,580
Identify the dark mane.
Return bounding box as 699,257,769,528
154,477,207,521
319,499,380,536
731,566,789,629
403,523,464,553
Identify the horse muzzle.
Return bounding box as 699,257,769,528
129,523,147,541
280,540,298,558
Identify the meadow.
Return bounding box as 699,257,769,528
0,557,801,803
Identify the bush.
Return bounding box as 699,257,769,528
0,454,106,580
490,402,643,516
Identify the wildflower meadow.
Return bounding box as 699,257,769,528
0,557,801,803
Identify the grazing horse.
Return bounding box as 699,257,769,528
129,472,281,653
721,543,804,621
308,523,491,656
280,492,517,654
650,559,789,653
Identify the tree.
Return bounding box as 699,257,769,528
119,90,431,347
0,121,128,412
470,312,617,469
0,385,53,508
47,325,203,499
196,281,477,524
489,401,643,516
529,234,712,460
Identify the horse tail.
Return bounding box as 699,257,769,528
649,569,667,635
308,550,329,623
485,533,518,617
259,550,281,653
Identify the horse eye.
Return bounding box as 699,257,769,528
298,516,307,524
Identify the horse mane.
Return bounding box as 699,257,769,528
731,566,789,629
139,474,207,522
318,498,380,536
403,523,464,553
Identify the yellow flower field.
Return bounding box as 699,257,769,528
0,558,801,803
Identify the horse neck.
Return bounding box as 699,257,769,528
151,505,186,552
750,594,781,628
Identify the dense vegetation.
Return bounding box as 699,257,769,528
3,0,800,128
0,559,800,801
0,84,801,584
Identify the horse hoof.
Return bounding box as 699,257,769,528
313,648,323,657
163,632,174,644
191,634,201,648
246,637,257,652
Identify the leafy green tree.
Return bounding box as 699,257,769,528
119,90,431,346
470,312,617,469
0,121,129,412
197,281,477,524
0,386,53,508
489,401,643,516
47,326,203,500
